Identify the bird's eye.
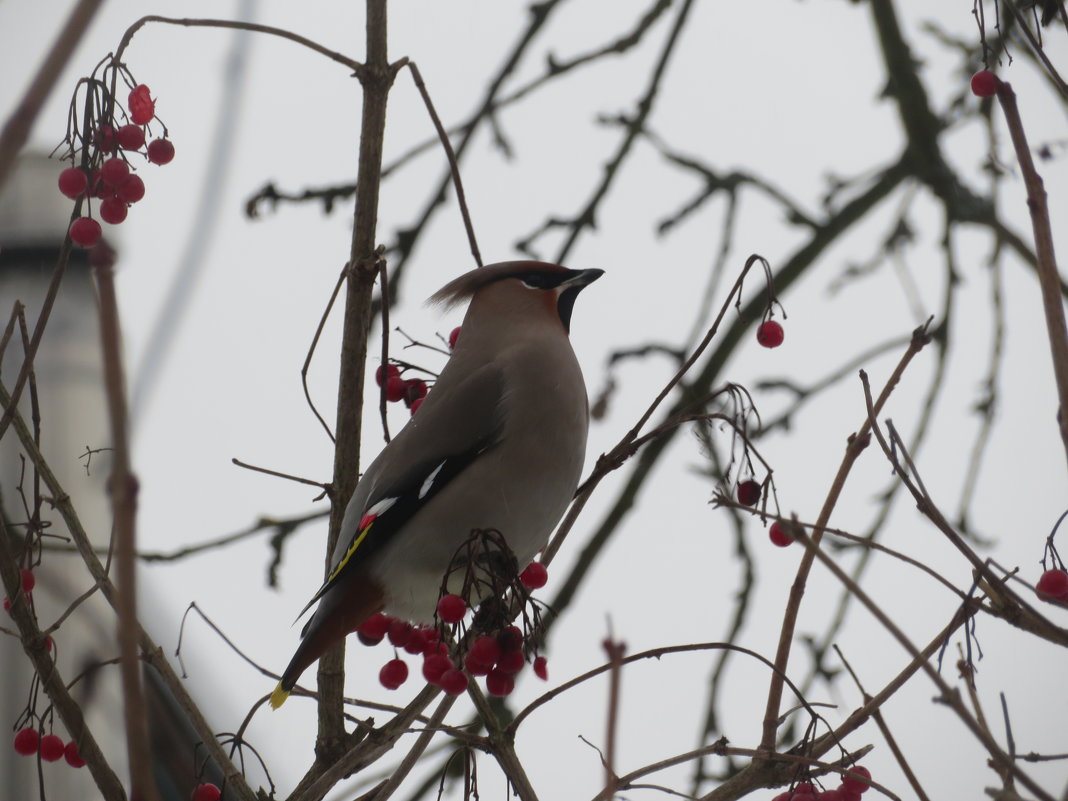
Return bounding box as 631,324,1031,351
518,272,555,290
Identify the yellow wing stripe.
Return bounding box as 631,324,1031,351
326,515,375,584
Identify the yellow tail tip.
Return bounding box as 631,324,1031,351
269,683,290,710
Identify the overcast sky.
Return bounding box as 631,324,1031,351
2,2,1067,799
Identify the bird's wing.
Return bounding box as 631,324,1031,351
295,364,506,623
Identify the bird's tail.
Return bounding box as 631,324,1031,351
270,576,384,710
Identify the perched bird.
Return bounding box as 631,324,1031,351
271,260,603,708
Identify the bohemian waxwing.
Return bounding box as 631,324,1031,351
270,260,603,707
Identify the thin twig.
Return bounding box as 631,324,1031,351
231,457,329,491
302,266,347,444
378,252,393,443
600,637,627,800
363,694,457,801
406,62,482,268
112,15,363,72
994,79,1068,471
834,645,933,801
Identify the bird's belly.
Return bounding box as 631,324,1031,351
369,440,580,623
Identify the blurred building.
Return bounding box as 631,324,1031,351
0,154,225,800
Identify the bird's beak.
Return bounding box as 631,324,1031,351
560,268,605,288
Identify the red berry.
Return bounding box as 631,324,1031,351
2,596,10,612
39,733,64,761
819,790,845,801
95,124,118,153
19,569,35,593
422,652,453,685
469,635,502,667
498,625,524,652
404,379,428,406
520,561,548,590
841,765,871,794
99,197,129,225
116,124,146,151
837,789,862,801
387,619,414,647
448,326,461,349
437,593,467,623
117,174,146,204
736,479,762,506
402,627,430,655
533,655,548,680
756,320,785,348
192,783,222,801
63,739,86,767
357,612,390,645
486,667,515,697
379,658,409,690
409,397,425,415
1036,568,1068,602
496,649,525,675
769,521,793,547
420,634,446,657
58,167,88,198
971,69,998,98
13,727,39,756
420,632,442,653
100,157,130,186
69,217,102,248
438,668,469,695
385,375,407,403
128,84,155,125
147,138,175,165
465,652,494,676
376,364,401,386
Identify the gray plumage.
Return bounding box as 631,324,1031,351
272,260,602,703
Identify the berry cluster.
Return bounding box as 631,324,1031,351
362,560,550,698
1036,568,1068,603
58,80,175,248
375,327,464,416
375,365,429,415
771,766,871,801
12,728,85,767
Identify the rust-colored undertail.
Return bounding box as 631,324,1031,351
270,574,384,709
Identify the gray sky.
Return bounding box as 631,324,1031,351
2,1,1067,799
